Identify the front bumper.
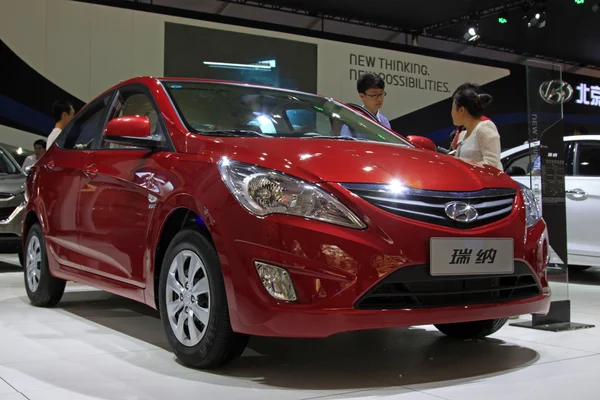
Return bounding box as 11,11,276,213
216,194,551,338
232,292,550,338
0,194,25,251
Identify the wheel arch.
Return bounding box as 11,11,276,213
147,194,218,310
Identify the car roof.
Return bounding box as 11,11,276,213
111,76,329,99
501,135,600,158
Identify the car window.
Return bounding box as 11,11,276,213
576,142,600,177
0,148,19,175
503,150,533,176
58,95,111,150
503,142,575,177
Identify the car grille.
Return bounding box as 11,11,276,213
342,184,516,229
0,193,15,200
355,262,540,310
0,206,16,221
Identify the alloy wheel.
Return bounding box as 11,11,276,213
165,250,211,347
26,236,42,292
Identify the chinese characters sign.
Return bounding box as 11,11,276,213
575,83,600,107
449,248,498,265
430,238,514,276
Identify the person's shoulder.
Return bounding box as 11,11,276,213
378,112,391,127
478,120,499,135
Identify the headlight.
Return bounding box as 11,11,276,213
218,158,366,229
518,182,540,228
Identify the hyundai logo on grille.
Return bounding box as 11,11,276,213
444,202,478,223
539,80,574,105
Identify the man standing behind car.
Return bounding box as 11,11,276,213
21,139,46,172
46,100,75,150
341,73,391,137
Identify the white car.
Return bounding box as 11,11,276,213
501,135,600,270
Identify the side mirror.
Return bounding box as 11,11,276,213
103,116,161,148
406,135,437,152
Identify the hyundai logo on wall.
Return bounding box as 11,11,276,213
444,202,479,223
539,80,574,105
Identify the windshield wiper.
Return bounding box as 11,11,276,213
303,135,369,141
196,129,270,138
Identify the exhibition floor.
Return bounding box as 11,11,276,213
1,255,600,400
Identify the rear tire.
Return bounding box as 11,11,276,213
23,223,66,307
435,317,508,339
158,229,249,369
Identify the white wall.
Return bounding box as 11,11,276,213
0,0,509,149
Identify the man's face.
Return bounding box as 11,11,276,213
359,88,386,112
63,106,75,124
33,144,45,158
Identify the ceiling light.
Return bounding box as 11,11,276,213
527,11,546,28
574,0,584,4
463,25,480,42
203,61,272,70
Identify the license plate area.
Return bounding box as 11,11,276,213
430,238,514,276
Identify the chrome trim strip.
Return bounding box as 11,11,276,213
362,195,445,208
342,183,517,199
476,205,514,220
378,204,446,220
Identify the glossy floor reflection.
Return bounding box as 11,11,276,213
1,254,600,399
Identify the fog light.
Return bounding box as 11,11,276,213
254,261,297,302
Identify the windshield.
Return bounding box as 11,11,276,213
0,148,20,175
162,81,410,146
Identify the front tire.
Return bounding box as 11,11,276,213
435,317,508,339
158,229,248,369
24,223,66,307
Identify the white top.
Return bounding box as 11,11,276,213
21,155,38,172
46,127,62,149
455,120,503,171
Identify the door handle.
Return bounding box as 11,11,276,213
83,164,98,180
566,188,587,199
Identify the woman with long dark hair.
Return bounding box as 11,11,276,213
451,84,503,170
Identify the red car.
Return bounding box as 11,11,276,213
22,77,551,369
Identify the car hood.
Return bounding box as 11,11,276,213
188,137,516,192
0,173,26,194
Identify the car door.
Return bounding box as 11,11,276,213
77,85,173,287
40,95,111,269
565,140,600,265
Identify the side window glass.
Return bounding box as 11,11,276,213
103,90,162,149
58,95,110,150
576,143,600,177
504,150,534,176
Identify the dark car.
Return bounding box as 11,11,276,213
0,145,26,265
